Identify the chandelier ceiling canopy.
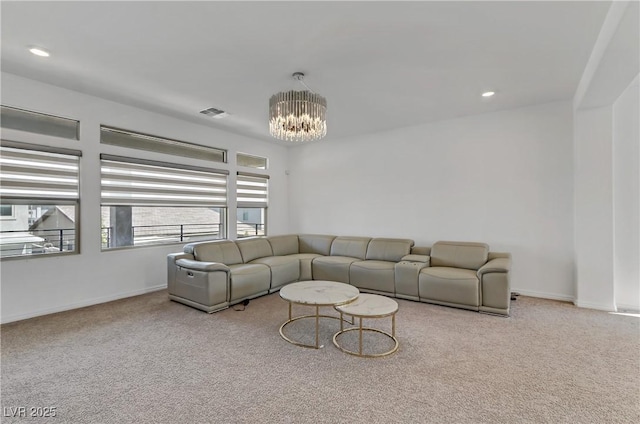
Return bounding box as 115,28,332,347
269,72,327,142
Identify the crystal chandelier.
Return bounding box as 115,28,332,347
269,72,327,142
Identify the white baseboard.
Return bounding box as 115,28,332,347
511,288,575,303
512,288,618,311
616,303,640,313
573,300,616,311
1,284,167,324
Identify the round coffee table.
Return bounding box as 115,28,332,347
333,293,399,357
279,280,359,349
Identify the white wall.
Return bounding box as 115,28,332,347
573,106,615,311
572,1,638,311
613,74,640,310
0,205,29,231
0,72,289,323
289,101,575,300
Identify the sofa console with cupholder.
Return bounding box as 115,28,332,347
167,234,512,316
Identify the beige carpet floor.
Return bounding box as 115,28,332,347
1,290,639,424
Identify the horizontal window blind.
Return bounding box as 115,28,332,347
101,155,228,207
236,172,268,208
1,106,79,140
0,145,80,200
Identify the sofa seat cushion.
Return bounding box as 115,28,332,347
349,260,396,294
285,253,322,281
228,264,271,302
419,267,480,307
312,256,360,284
250,256,300,291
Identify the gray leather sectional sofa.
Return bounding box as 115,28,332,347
167,234,512,316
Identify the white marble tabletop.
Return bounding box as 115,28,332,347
334,293,398,317
279,280,359,306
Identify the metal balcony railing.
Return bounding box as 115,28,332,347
236,223,265,238
2,222,263,257
101,223,223,248
0,228,76,258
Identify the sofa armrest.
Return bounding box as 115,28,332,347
175,258,230,273
168,252,194,262
477,257,511,276
478,255,512,315
401,254,431,265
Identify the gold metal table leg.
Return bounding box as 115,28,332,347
392,313,396,337
332,312,399,358
315,305,320,348
280,304,357,350
359,317,363,355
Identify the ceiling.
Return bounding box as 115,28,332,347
1,1,613,145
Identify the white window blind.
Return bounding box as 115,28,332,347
236,172,269,208
0,143,80,200
101,155,228,207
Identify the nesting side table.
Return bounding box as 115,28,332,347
279,280,359,349
333,293,399,357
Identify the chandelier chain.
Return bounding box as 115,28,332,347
297,79,315,94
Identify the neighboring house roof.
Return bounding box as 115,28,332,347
29,206,75,230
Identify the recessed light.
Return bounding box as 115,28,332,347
482,91,496,98
29,47,50,57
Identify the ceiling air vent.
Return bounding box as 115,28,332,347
199,107,227,119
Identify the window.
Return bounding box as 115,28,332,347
1,105,79,140
237,152,267,169
100,155,228,249
101,126,226,163
0,142,81,258
0,205,14,218
236,172,268,238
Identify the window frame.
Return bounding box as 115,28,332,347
100,154,229,251
236,152,268,170
236,172,269,239
0,205,15,219
0,141,82,260
1,105,80,140
101,126,227,164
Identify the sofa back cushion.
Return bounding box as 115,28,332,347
236,238,274,263
267,235,299,256
298,234,336,255
430,241,489,270
330,236,371,260
185,240,243,265
366,238,414,262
